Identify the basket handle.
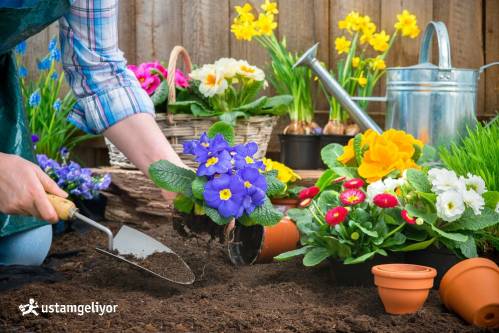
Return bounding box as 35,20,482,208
166,46,193,124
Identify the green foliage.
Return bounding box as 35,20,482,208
150,80,169,106
173,194,194,214
149,160,196,195
207,121,235,145
406,169,431,193
205,207,231,225
321,143,344,169
239,198,283,227
440,121,499,191
191,177,207,200
264,171,286,197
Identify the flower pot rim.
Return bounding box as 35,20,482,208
372,264,437,280
439,257,499,304
270,197,300,206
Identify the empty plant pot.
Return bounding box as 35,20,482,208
439,258,499,328
279,134,321,170
372,264,437,315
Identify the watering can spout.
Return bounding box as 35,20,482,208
294,44,383,134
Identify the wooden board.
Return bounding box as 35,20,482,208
485,0,499,117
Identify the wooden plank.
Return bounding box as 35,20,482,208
135,0,183,64
119,0,137,64
183,0,230,65
434,0,484,115
485,0,499,116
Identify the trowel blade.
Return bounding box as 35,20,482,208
113,225,173,259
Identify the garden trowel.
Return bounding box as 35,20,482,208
47,194,195,285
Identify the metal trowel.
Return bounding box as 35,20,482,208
47,194,195,285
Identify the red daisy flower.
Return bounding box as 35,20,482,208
373,193,399,208
298,186,320,200
401,210,417,224
325,206,349,226
339,189,366,206
343,178,365,189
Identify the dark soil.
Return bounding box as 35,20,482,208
0,217,491,333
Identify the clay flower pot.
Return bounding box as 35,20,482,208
372,264,437,315
227,198,300,265
439,258,499,328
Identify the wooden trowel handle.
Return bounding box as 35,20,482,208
47,194,78,221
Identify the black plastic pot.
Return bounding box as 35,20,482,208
320,134,354,148
279,134,321,170
330,252,405,286
74,193,108,222
404,246,462,289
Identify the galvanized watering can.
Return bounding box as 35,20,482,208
295,21,499,147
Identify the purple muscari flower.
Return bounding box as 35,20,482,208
15,41,27,55
19,66,28,78
238,167,267,214
31,134,40,144
197,150,232,177
29,89,41,107
232,142,264,170
53,99,62,112
204,174,245,218
37,57,51,71
49,48,61,62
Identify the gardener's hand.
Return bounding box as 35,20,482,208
0,153,68,223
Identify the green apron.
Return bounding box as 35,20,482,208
0,0,71,237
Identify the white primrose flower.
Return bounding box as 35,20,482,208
436,191,466,222
428,168,465,194
462,173,487,195
236,60,265,81
195,67,229,98
462,189,485,215
214,58,240,79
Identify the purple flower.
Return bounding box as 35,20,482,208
49,48,61,62
59,147,69,160
37,57,51,71
31,134,40,144
204,174,245,218
233,142,264,170
238,167,267,214
197,150,232,177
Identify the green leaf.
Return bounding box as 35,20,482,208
391,237,436,252
219,111,248,126
350,221,378,237
404,228,428,241
350,208,370,223
458,236,478,258
382,232,406,247
261,95,293,110
483,191,499,209
331,167,359,179
265,172,286,197
191,177,207,200
173,194,194,214
149,160,196,195
430,223,468,242
419,145,438,164
204,206,231,225
151,80,169,106
406,169,431,193
344,251,377,264
207,121,235,145
405,203,437,224
321,144,344,169
353,134,363,165
317,190,339,212
303,247,330,266
191,103,215,117
315,169,336,190
412,143,422,162
274,246,310,261
234,96,267,112
248,198,283,226
444,207,499,231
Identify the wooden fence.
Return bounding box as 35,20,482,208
24,0,499,164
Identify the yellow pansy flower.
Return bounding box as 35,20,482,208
261,0,278,15
370,56,386,71
335,36,351,55
352,56,361,68
369,30,390,52
256,13,277,36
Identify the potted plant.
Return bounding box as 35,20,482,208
321,10,420,146
148,122,285,264
231,1,321,169
275,129,499,286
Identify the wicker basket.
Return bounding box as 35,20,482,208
106,46,277,169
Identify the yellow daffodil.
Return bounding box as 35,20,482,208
352,56,361,68
369,30,390,52
360,21,376,44
394,10,420,38
256,13,277,36
261,0,278,15
357,72,367,87
338,11,363,33
235,3,254,22
370,56,386,71
335,36,351,55
231,19,258,41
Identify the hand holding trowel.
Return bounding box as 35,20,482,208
47,194,195,285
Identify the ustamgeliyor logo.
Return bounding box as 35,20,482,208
19,298,118,317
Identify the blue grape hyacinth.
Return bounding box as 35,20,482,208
29,89,41,107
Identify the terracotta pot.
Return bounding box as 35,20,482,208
372,264,437,315
439,258,499,328
270,197,299,214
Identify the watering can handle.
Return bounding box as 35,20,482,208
419,21,452,70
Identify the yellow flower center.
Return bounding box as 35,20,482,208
245,156,254,164
240,65,256,74
347,194,359,203
201,142,209,147
219,189,232,201
205,73,218,87
206,157,219,167
244,181,252,188
447,202,454,210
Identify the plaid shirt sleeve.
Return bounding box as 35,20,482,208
59,0,154,134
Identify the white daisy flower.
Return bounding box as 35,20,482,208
462,189,485,215
428,168,465,194
436,191,466,222
462,173,487,195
